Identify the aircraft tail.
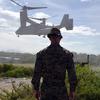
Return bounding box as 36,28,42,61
60,14,73,30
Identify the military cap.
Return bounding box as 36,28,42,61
47,28,62,38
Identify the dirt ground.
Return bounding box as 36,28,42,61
0,78,31,92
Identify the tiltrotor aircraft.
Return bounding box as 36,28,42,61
10,0,73,37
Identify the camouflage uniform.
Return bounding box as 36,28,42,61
31,44,77,100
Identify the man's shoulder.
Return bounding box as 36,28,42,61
61,47,73,57
36,47,48,56
62,47,70,53
61,47,70,53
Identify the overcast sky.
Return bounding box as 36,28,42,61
0,0,100,55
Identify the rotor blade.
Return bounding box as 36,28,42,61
30,17,47,21
30,17,42,20
27,6,47,10
10,0,23,7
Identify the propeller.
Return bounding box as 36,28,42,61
10,0,47,10
30,17,47,21
30,15,57,21
26,6,47,10
10,0,23,7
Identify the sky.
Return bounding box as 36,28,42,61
0,0,100,55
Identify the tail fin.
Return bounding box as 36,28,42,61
60,14,73,30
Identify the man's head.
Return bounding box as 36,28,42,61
47,28,62,45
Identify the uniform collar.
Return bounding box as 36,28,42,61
49,44,60,47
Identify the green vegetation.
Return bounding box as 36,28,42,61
0,64,33,78
13,64,34,68
0,64,100,100
76,65,100,100
65,65,100,100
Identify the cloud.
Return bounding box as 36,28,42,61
0,7,19,20
0,0,3,3
32,12,50,18
80,0,91,2
0,31,49,53
61,26,100,36
60,30,100,54
0,7,19,33
31,12,53,25
60,25,100,54
44,0,63,9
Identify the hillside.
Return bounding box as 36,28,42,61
0,51,100,66
0,51,36,64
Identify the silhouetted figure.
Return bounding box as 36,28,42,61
31,28,77,100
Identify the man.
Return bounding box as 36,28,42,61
31,28,77,100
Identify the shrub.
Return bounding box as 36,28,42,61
0,64,14,73
4,67,33,78
0,64,33,78
76,65,100,100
